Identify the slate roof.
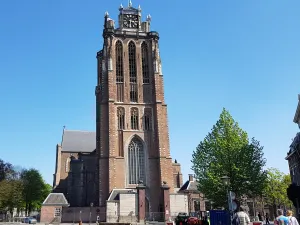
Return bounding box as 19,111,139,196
61,130,96,152
108,189,136,201
179,180,199,193
42,193,69,206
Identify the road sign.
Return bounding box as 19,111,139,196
230,191,236,200
229,191,237,211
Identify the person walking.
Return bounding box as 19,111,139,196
265,213,270,225
275,209,289,225
258,212,262,221
286,210,299,225
236,206,250,225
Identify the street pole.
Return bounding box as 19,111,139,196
89,203,94,225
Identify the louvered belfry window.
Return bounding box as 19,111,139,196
128,41,138,102
115,40,124,102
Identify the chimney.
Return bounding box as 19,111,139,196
188,174,194,182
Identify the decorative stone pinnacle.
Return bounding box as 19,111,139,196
105,11,109,17
146,14,151,22
119,3,123,9
129,0,132,7
138,5,141,11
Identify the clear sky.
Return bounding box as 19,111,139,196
0,0,299,185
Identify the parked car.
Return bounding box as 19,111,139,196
175,212,189,225
24,217,37,224
187,216,200,225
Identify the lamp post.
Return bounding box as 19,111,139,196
221,176,231,211
89,203,94,225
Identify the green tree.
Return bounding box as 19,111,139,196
264,168,292,215
0,179,24,213
21,169,48,215
0,159,14,181
191,108,267,208
34,183,52,210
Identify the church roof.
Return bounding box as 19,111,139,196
42,193,69,206
61,130,96,152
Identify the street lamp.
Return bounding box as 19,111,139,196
221,176,231,212
221,176,230,186
89,203,94,225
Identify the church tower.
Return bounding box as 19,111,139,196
95,2,174,212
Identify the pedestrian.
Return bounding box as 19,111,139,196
265,213,270,225
258,212,262,221
286,210,299,225
96,215,100,225
236,206,250,225
275,209,289,225
232,210,241,225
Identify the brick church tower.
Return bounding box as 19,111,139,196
95,2,176,213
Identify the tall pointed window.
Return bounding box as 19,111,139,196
131,108,139,130
128,137,145,184
129,41,138,102
144,108,152,131
117,107,125,130
141,42,149,84
116,41,124,102
142,42,152,103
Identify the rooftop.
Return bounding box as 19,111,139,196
42,193,69,206
61,129,96,153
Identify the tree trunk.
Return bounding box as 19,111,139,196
273,203,277,218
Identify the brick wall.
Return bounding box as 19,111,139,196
40,206,56,223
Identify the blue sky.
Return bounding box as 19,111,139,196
0,0,299,185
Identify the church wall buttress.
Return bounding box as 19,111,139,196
151,39,174,193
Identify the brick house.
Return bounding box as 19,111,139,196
178,175,206,214
40,193,69,223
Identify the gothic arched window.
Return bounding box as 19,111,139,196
131,108,139,130
117,107,125,130
144,108,152,131
128,41,138,102
115,41,124,102
128,137,145,184
141,42,149,84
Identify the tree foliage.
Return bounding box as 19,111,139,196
191,108,267,208
0,159,51,215
21,169,51,214
264,168,292,213
0,159,14,181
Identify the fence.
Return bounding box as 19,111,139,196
40,211,180,224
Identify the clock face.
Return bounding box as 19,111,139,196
123,14,139,29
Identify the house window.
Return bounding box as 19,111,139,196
54,207,61,217
128,136,145,184
117,107,125,130
194,199,200,211
128,41,138,102
116,40,124,102
131,108,139,130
